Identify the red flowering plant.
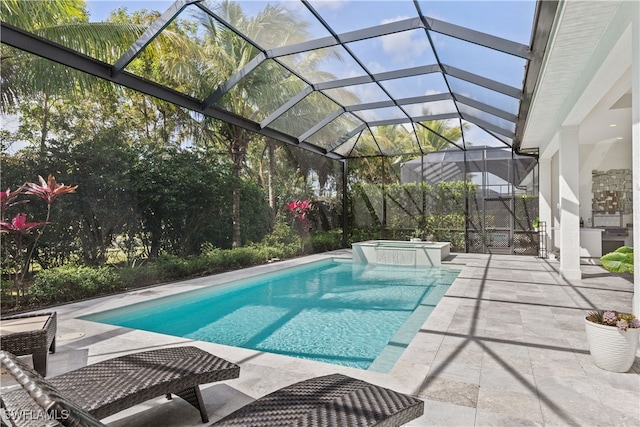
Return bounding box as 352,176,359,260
1,175,77,305
286,199,313,252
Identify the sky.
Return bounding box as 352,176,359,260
86,0,173,21
85,1,535,88
51,1,538,150
87,0,535,36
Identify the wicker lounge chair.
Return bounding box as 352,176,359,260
1,350,106,427
2,349,423,427
0,346,240,426
0,311,57,376
211,373,424,427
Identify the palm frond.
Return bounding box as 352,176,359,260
1,0,86,30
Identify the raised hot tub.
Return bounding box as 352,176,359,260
352,240,451,267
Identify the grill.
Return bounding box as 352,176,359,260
602,227,628,237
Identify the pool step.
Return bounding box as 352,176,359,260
368,284,450,372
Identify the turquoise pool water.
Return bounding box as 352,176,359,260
82,259,460,371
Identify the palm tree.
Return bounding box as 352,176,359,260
1,1,198,152
415,115,468,153
192,0,338,247
2,0,89,152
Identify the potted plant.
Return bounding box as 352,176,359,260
585,247,638,372
532,217,540,231
584,310,640,372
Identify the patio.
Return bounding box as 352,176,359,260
2,251,637,426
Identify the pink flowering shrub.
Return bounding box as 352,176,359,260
286,199,313,251
287,199,312,223
1,175,77,305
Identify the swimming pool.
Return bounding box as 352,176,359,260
82,259,460,371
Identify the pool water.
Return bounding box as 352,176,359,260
82,259,460,371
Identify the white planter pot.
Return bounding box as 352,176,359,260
584,317,640,372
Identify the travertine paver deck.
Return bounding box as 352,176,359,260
1,252,638,426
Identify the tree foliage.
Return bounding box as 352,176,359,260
2,0,495,300
350,180,476,249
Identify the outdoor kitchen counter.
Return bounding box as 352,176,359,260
580,227,604,258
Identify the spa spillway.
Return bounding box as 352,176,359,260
352,240,450,267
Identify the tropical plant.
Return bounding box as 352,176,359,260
600,246,634,274
133,146,226,257
586,310,640,331
191,0,336,248
1,1,198,154
415,116,468,152
0,175,77,305
584,308,640,373
1,0,88,112
286,199,313,252
30,265,122,304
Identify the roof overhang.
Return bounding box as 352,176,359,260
519,0,634,156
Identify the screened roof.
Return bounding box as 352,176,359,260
0,0,557,159
401,147,537,188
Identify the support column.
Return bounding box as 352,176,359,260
632,2,640,315
558,126,581,280
342,159,348,248
539,157,552,255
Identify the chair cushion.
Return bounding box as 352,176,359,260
0,316,51,335
212,373,424,427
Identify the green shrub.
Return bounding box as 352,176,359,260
206,247,268,268
309,229,343,252
154,246,286,282
156,254,192,278
156,254,216,278
248,242,301,260
115,262,161,289
348,227,380,244
260,222,298,246
30,265,122,304
28,237,344,307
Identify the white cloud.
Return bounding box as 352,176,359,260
344,67,365,79
312,0,349,11
381,32,416,57
1,114,29,154
404,104,423,117
351,83,388,104
376,16,427,64
366,61,387,74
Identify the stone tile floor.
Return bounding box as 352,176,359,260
2,252,638,426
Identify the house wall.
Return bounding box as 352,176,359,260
550,140,632,258
530,0,637,310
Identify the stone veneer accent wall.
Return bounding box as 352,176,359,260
592,169,633,214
